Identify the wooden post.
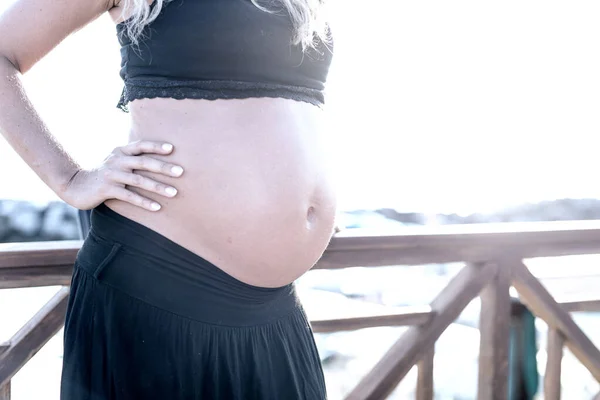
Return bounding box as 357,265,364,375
345,262,496,400
477,262,511,400
416,348,434,400
0,381,10,400
544,328,563,400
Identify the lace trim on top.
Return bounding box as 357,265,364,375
117,79,325,112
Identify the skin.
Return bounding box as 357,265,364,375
0,0,337,287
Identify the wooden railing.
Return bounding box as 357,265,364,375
4,220,600,399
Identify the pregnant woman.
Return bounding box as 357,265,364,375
0,0,335,398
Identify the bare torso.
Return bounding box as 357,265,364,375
105,97,337,287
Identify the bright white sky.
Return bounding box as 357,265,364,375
1,0,600,214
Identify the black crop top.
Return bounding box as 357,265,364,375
116,0,333,111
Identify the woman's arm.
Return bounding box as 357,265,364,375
0,0,183,211
0,0,111,193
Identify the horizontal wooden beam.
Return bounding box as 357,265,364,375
0,241,80,269
311,307,432,333
558,298,600,313
0,265,73,289
4,219,600,273
318,220,600,268
0,287,69,388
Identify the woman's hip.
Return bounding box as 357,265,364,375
61,205,326,398
74,203,303,326
62,267,325,399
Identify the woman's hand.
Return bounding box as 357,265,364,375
61,140,184,211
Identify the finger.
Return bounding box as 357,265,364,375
118,156,184,177
118,140,174,156
109,170,177,198
109,187,162,211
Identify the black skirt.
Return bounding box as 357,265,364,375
60,204,327,400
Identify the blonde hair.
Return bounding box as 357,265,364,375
120,0,329,51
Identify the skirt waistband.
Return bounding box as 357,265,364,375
75,203,300,327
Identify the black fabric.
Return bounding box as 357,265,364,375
76,209,91,239
116,0,333,111
61,203,327,399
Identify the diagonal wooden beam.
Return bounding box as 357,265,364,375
0,287,69,388
511,260,600,381
345,262,497,400
477,261,512,400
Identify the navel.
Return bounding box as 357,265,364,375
306,206,317,228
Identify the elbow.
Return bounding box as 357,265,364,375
0,53,22,74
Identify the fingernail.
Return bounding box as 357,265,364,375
162,143,173,152
171,166,184,176
151,202,161,211
165,187,177,197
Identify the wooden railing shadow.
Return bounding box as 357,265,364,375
4,220,600,399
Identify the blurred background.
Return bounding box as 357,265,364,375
2,0,600,398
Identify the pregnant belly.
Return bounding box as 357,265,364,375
104,97,337,287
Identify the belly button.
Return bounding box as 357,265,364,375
306,206,317,227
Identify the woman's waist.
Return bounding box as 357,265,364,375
127,96,325,137
103,176,337,287
119,95,336,240
103,153,337,284
79,206,303,326
106,98,336,285
125,97,331,198
122,138,337,224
